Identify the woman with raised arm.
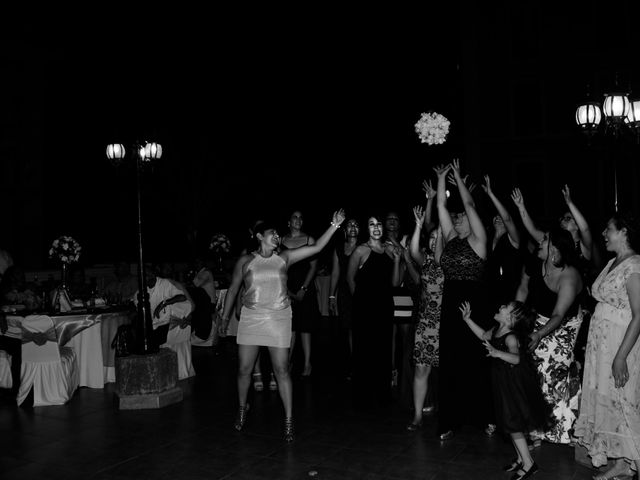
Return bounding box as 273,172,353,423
574,212,640,480
406,193,444,430
483,175,523,311
434,159,492,440
515,226,584,445
219,209,345,442
347,213,402,409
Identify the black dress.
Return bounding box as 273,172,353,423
438,236,492,434
486,234,523,311
336,244,354,330
351,247,394,407
489,331,552,434
280,236,320,333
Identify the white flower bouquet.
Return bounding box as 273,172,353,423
209,233,231,255
415,111,450,145
49,235,82,264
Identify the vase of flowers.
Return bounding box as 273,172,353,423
415,111,450,145
209,233,231,273
48,235,81,312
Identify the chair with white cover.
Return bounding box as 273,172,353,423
162,321,195,380
0,350,12,389
18,315,79,406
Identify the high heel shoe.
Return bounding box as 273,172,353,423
503,459,523,472
406,421,423,432
252,373,263,392
234,404,249,431
510,463,538,480
439,430,454,441
283,417,295,443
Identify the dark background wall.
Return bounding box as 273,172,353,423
2,4,640,269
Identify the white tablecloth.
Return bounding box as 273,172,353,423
5,310,132,388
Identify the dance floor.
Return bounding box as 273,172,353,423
0,338,604,479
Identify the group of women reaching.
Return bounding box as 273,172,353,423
217,158,640,480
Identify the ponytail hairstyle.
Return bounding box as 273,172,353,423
547,226,578,268
252,219,278,250
508,300,537,344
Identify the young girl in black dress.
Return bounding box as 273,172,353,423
459,300,551,480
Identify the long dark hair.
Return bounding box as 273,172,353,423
548,226,578,268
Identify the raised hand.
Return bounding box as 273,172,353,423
332,209,346,226
561,184,572,205
413,205,425,225
482,175,492,195
450,158,462,177
458,301,472,322
422,179,436,199
511,187,525,208
433,163,451,179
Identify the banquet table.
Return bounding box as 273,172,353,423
4,307,133,388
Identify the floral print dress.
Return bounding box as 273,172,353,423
574,255,640,467
412,252,444,367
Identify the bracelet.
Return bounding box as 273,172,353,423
330,221,341,229
301,286,308,292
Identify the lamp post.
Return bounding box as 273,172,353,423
106,141,163,354
575,84,640,212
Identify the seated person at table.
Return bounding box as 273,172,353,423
104,262,138,305
190,256,216,341
1,266,42,311
134,264,193,347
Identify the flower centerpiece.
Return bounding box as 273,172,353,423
209,233,231,272
48,235,81,312
414,111,450,145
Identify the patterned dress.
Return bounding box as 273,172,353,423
412,252,444,367
525,256,583,444
574,255,640,467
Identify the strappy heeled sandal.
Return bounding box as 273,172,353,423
234,404,249,431
283,416,295,443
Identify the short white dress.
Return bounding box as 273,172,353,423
237,253,292,348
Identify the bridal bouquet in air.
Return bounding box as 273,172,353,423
209,233,231,255
415,111,450,145
48,235,82,264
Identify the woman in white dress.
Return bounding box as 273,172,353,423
574,212,640,480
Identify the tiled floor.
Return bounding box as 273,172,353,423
0,340,606,479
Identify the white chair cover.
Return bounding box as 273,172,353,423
162,324,195,380
18,315,79,407
67,321,104,388
0,350,12,389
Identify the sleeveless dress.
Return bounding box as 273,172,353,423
412,252,443,367
489,331,552,434
525,256,583,444
351,247,395,407
438,236,492,434
237,253,292,348
336,244,355,329
575,255,640,467
280,236,320,333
